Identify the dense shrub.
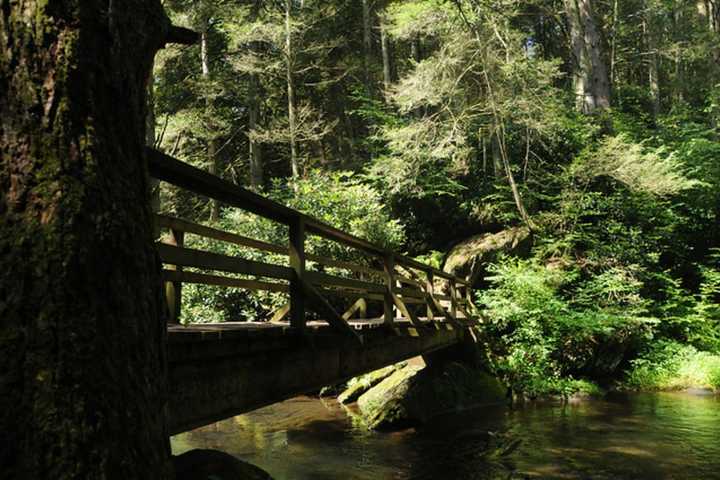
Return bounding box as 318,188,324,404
477,258,650,396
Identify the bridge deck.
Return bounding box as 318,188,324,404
168,317,452,337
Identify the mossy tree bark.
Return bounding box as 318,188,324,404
1,1,172,478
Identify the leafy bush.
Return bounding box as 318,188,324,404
477,257,650,397
709,365,720,391
623,340,720,391
180,171,405,323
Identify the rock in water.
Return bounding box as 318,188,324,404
356,362,507,430
174,449,274,480
338,364,402,404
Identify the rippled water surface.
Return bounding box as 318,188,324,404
171,391,720,479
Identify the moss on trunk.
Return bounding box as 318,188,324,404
1,1,173,478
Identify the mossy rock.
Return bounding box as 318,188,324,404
357,362,507,430
444,227,532,286
338,364,402,404
174,449,274,480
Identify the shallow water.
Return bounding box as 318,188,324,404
171,391,720,479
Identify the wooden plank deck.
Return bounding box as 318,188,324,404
167,316,462,339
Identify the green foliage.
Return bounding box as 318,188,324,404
181,172,405,323
478,258,650,397
709,365,720,391
572,135,703,196
413,250,444,270
282,171,406,252
155,0,720,397
623,341,720,391
385,0,452,40
685,256,720,352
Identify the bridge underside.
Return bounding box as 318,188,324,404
167,318,468,435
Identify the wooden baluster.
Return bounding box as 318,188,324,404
449,280,457,319
383,253,395,326
358,298,367,319
426,271,434,321
465,284,474,317
165,228,185,324
289,216,306,331
457,284,466,319
395,276,402,320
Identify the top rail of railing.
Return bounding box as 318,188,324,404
147,147,468,285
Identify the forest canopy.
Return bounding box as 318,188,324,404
153,0,720,394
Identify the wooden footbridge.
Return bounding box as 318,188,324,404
148,149,479,435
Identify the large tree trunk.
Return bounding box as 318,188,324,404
1,2,171,478
565,0,611,113
147,64,162,236
697,0,718,31
699,0,720,67
201,28,220,219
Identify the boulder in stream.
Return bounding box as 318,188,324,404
338,364,402,404
356,360,507,430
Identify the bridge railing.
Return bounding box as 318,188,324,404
148,148,476,340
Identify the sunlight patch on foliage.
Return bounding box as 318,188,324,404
574,135,704,196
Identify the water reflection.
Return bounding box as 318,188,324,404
172,391,720,480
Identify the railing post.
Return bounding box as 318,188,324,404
449,280,457,319
383,253,395,326
165,228,184,324
289,216,306,331
358,298,367,319
465,284,475,318
426,271,434,320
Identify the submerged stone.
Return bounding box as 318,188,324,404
174,449,274,480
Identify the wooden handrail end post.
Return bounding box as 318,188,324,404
289,217,306,331
166,228,185,324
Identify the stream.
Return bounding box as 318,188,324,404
171,390,720,479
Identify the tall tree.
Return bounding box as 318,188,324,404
375,0,561,229
363,0,373,87
380,16,394,95
644,2,661,117
285,0,301,178
248,71,265,189
237,1,340,178
199,10,221,218
1,1,175,478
